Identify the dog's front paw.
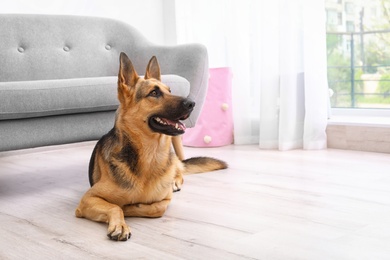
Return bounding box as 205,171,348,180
173,173,184,192
107,221,131,241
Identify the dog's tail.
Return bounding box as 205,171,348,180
182,157,228,174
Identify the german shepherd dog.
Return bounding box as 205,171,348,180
75,53,227,241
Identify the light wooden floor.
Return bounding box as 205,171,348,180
1,142,390,260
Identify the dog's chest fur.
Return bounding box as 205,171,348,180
92,133,181,206
107,160,178,206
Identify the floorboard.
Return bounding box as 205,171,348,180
1,142,390,259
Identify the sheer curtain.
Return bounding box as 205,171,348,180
174,0,328,150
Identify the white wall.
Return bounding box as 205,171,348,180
0,0,167,45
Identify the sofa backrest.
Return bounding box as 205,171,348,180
0,14,150,82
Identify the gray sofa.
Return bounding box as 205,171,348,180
0,14,209,152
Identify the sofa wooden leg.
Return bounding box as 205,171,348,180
172,136,185,161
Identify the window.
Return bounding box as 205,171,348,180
326,0,390,115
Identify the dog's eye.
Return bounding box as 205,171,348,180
148,88,162,98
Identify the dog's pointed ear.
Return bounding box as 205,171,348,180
144,56,161,81
118,52,139,87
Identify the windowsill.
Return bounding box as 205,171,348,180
329,108,390,128
328,115,390,128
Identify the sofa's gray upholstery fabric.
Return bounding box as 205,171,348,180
0,15,147,81
0,77,118,120
0,111,115,151
0,75,190,120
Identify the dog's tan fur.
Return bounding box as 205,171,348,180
75,53,227,241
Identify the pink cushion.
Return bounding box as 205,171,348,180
183,67,233,147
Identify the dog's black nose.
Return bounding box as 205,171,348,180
183,99,195,110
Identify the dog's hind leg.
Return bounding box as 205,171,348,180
123,198,171,218
75,194,131,241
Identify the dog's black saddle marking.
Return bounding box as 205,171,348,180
88,128,139,188
116,137,139,174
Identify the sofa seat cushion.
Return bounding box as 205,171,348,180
0,75,190,120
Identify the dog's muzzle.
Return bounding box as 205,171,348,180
148,98,195,136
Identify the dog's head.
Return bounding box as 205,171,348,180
116,52,195,136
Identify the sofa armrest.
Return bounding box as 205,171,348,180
128,43,209,128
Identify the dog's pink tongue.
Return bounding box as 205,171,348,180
180,122,186,131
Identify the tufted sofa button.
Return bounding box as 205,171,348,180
105,44,111,50
17,47,24,53
63,46,70,52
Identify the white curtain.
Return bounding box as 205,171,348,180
174,0,328,150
